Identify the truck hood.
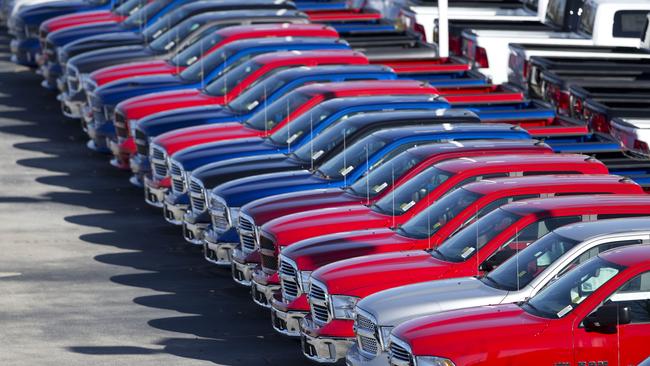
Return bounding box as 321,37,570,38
91,60,177,86
174,136,276,171
153,112,243,154
43,11,120,33
242,188,362,226
118,89,219,122
48,21,128,47
394,304,552,358
95,74,186,106
194,154,300,189
282,228,417,270
212,170,328,207
61,32,145,63
359,276,509,327
314,250,452,297
17,0,91,26
68,45,157,74
265,205,392,246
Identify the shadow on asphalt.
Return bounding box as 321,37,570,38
1,30,307,365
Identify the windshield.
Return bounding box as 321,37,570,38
244,91,314,131
148,17,207,52
428,207,519,260
397,188,483,240
315,135,389,181
484,232,581,291
179,43,253,82
169,33,225,67
227,70,298,114
545,0,566,28
348,150,426,199
204,60,264,97
371,166,453,216
522,257,624,319
123,0,173,29
267,100,346,146
115,0,146,16
291,119,361,163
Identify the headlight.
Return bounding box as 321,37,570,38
378,326,394,350
228,207,240,227
298,271,312,293
416,357,456,366
331,295,359,320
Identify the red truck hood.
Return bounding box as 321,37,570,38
91,61,179,86
155,123,255,155
283,228,418,271
42,11,122,32
315,250,452,297
268,205,392,247
117,89,220,121
395,304,553,358
243,189,364,227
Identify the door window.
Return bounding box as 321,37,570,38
608,271,650,324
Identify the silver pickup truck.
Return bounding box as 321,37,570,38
347,217,650,366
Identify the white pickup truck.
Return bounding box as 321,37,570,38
399,0,548,44
611,118,650,159
463,0,650,83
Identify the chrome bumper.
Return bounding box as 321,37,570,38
203,235,236,267
143,177,166,208
301,317,355,364
345,344,391,366
271,306,306,337
251,276,279,309
163,199,188,226
58,92,83,119
230,250,256,286
182,216,209,246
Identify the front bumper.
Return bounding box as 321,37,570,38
301,316,355,364
203,238,236,267
271,293,310,337
182,210,210,245
163,193,189,225
143,176,167,208
230,248,260,286
345,344,390,366
58,92,84,119
250,271,280,309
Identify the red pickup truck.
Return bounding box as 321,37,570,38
388,244,650,366
89,23,340,86
301,193,650,363
267,173,642,337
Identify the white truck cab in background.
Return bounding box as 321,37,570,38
399,0,548,43
463,0,650,83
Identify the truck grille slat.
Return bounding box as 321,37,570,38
189,179,206,213
114,111,129,138
239,216,254,232
309,282,330,324
359,335,379,355
209,199,229,233
389,342,413,365
241,235,256,253
150,145,168,178
170,161,186,194
279,258,299,300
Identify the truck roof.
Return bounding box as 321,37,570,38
258,64,393,79
250,49,366,66
434,154,602,174
326,109,478,130
466,174,630,195
293,80,435,96
502,194,650,216
555,217,650,242
600,245,650,268
407,139,551,160
367,123,527,141
216,23,337,38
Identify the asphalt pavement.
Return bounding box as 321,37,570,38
0,30,308,366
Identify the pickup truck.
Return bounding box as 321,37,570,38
398,0,549,45
346,215,650,366
36,0,139,34
387,244,650,366
83,45,355,153
507,45,650,96
183,123,532,246
564,81,650,119
270,178,646,339
7,0,134,66
611,117,650,159
462,0,650,83
582,98,650,134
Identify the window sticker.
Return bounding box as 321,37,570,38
373,182,388,193
400,200,416,212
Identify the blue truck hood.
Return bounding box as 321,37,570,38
68,44,157,74
96,74,186,106
16,0,95,26
194,154,303,189
60,32,145,62
211,170,332,207
137,105,239,137
48,21,130,47
175,137,282,171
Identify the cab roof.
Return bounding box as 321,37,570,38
435,154,602,174
466,175,631,195
502,194,650,216
268,64,394,79
366,123,527,141
251,49,366,65
292,79,435,96
217,23,337,38
330,109,478,129
556,217,650,242
407,140,551,159
600,245,650,268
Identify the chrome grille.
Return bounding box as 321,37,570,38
67,66,80,93
356,312,380,356
209,197,229,233
150,144,168,178
359,335,379,355
309,282,330,324
170,161,186,194
279,258,299,301
189,179,206,213
114,111,129,138
241,235,256,253
238,215,257,254
239,216,254,232
389,341,413,366
357,314,376,333
135,129,149,156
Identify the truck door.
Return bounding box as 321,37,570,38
573,270,650,366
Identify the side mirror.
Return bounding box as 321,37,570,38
584,303,631,333
478,262,494,273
